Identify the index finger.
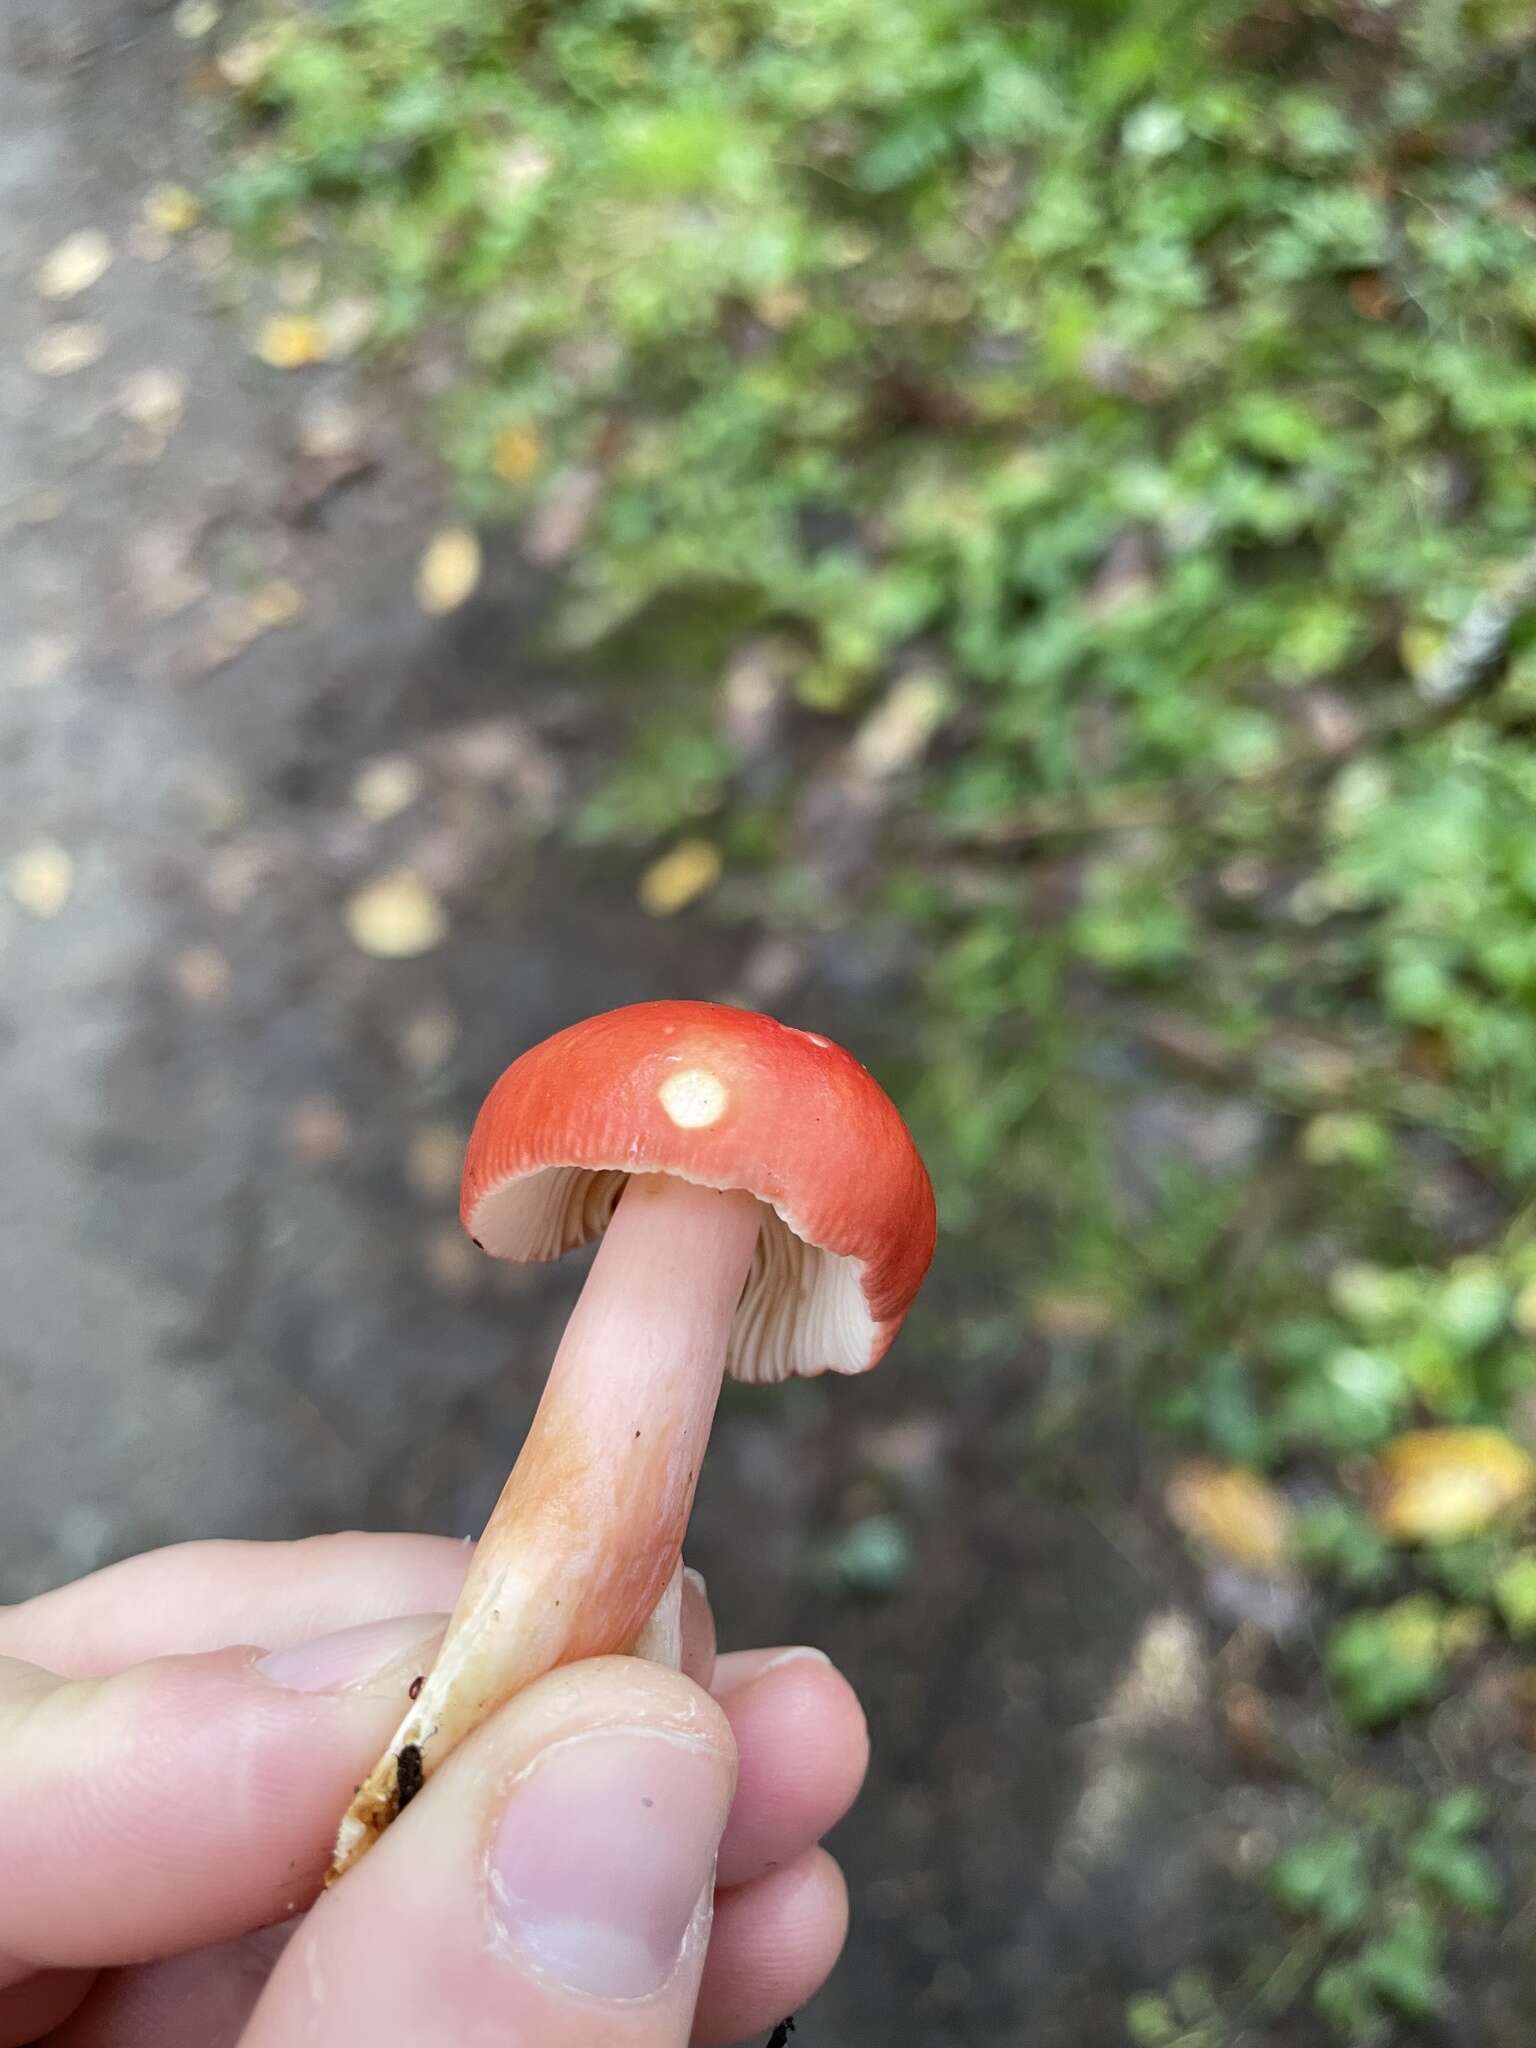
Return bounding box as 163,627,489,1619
0,1534,471,1676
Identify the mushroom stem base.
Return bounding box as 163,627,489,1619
330,1174,761,1879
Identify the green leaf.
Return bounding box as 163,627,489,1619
1269,1832,1370,1934
1326,1598,1448,1729
1356,1904,1446,2019
810,1515,914,1599
1407,1836,1502,1917
1494,1552,1536,1637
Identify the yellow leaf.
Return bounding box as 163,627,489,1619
26,323,108,377
492,423,543,483
7,840,75,918
172,0,219,37
415,528,482,615
1399,623,1445,682
344,871,447,959
1165,1461,1295,1576
144,185,202,236
245,578,306,631
352,755,424,823
34,230,113,302
638,839,723,918
254,315,328,370
1374,1428,1536,1543
119,367,187,436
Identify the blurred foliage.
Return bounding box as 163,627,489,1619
1130,1786,1501,2046
221,0,1536,1429
1269,1790,1500,2042
224,0,1536,2020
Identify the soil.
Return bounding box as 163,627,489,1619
5,8,1528,2046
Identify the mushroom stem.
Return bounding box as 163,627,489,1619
330,1173,761,1878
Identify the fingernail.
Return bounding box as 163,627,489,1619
754,1645,830,1677
489,1729,732,2000
254,1614,447,1694
714,1645,832,1701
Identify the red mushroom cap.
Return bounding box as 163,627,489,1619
461,1000,935,1383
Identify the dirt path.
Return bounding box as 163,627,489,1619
0,9,1267,2045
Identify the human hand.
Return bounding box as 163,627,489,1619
0,1533,867,2046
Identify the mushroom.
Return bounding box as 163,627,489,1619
331,999,934,1876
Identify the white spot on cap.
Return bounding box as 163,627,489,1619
659,1067,728,1129
802,1032,831,1049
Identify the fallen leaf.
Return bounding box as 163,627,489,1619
184,596,288,677
143,184,202,236
1399,623,1445,681
522,467,601,566
397,1006,459,1074
274,258,322,310
1165,1461,1296,1577
34,229,113,301
215,34,276,89
127,224,171,265
1373,1428,1536,1543
205,840,276,915
295,398,368,464
638,839,722,918
1030,1289,1119,1342
254,315,328,370
13,488,67,527
415,528,482,615
718,638,793,757
283,1096,351,1166
344,870,447,958
128,527,209,623
172,0,219,37
405,1123,465,1202
754,282,809,328
26,323,108,377
12,634,76,691
7,840,74,918
119,366,187,435
245,578,306,631
189,229,235,282
423,1225,478,1295
1350,271,1397,321
353,755,424,823
1220,1682,1282,1775
319,296,377,359
171,944,231,1008
492,424,543,482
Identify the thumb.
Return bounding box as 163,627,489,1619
241,1657,737,2048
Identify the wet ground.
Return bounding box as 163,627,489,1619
0,8,1419,2044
